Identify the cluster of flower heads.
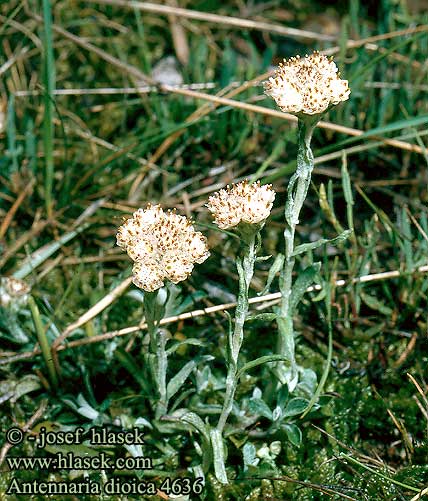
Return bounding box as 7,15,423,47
206,180,275,230
117,205,209,292
117,51,350,291
264,51,350,116
117,182,275,291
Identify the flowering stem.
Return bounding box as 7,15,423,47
144,290,168,419
278,118,318,386
213,230,257,483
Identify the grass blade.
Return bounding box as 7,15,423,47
42,0,55,217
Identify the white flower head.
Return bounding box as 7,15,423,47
0,277,31,309
206,180,275,230
264,51,350,116
117,204,209,292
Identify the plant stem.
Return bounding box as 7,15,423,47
28,296,58,389
144,291,168,419
277,118,318,386
214,230,257,483
154,330,168,419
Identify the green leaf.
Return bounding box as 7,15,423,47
355,185,396,235
246,313,277,322
237,355,290,380
42,0,56,215
2,375,41,404
255,254,273,262
283,397,309,417
167,362,195,400
283,423,302,446
276,317,296,374
297,368,318,398
163,283,206,317
398,206,413,271
289,262,321,313
166,355,213,401
276,384,289,411
242,442,258,469
180,411,210,442
169,409,211,444
272,406,283,422
210,428,228,484
341,156,354,207
360,292,393,316
0,307,30,344
311,287,326,302
292,230,352,257
258,253,284,295
166,338,205,355
248,398,273,420
62,394,100,421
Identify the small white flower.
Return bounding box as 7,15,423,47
132,261,165,292
117,205,209,292
264,51,350,116
206,180,275,230
267,79,303,114
163,256,194,284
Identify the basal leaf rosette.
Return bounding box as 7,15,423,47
117,205,209,292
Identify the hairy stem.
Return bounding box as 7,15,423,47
277,118,317,385
144,290,168,419
214,230,257,483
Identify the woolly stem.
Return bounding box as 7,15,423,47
144,290,168,419
213,229,258,484
277,117,318,387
